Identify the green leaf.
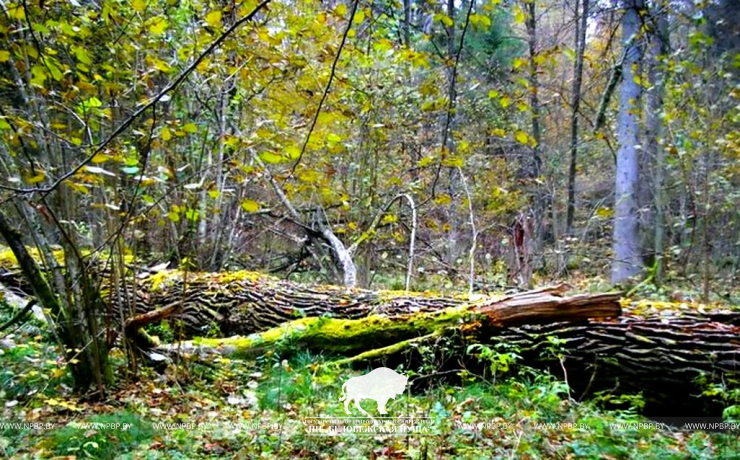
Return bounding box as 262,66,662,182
185,208,199,221
45,60,63,81
241,199,260,213
0,51,10,63
74,47,92,65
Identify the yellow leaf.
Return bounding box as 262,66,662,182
26,173,45,184
259,151,283,163
515,130,529,144
434,13,453,27
434,194,452,206
206,10,222,28
514,6,526,24
382,213,398,224
161,127,172,141
241,199,260,213
335,3,347,15
0,50,10,62
182,123,197,133
9,5,25,20
208,190,220,199
67,182,90,194
354,10,365,23
297,170,319,182
286,145,301,159
167,211,180,222
596,207,614,218
442,156,464,168
150,57,171,72
500,96,510,108
132,0,146,12
91,153,109,163
149,18,168,35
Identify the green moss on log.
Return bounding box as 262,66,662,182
192,306,471,358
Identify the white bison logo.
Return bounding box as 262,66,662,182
339,367,408,415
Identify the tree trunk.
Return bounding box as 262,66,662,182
611,0,645,283
566,0,589,234
0,212,111,394
524,0,547,273
646,8,669,281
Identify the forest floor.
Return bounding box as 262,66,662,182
1,304,740,460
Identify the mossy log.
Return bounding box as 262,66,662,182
165,298,740,416
168,286,621,359
4,262,740,415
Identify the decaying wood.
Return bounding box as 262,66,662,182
162,284,620,358
3,264,740,414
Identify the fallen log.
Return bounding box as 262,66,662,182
166,286,621,359
3,264,740,415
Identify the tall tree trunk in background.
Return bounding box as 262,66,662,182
444,0,461,267
646,4,669,281
566,0,589,235
523,0,542,284
524,1,542,182
611,0,645,284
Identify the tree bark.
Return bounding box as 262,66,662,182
566,0,589,234
611,0,645,283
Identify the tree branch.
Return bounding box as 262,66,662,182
4,0,273,197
